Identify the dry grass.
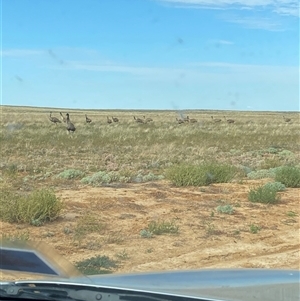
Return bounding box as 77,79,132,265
1,106,299,193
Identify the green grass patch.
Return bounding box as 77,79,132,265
216,204,235,214
146,220,179,235
166,163,237,187
248,185,280,204
75,255,117,275
0,188,63,226
249,224,261,234
56,169,85,179
275,166,300,188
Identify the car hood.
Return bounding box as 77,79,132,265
1,241,299,301
9,269,299,301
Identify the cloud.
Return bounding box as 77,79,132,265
220,15,285,30
157,0,300,17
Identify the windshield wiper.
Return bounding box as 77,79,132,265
0,283,200,301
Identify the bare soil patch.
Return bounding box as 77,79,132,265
1,179,299,279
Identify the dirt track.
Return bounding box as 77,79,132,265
1,179,299,278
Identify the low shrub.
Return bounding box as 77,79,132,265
57,169,85,179
147,220,179,235
0,189,63,226
263,182,286,192
216,204,235,215
81,171,120,186
75,255,117,275
166,163,237,187
248,185,279,204
275,166,300,188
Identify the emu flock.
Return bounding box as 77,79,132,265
49,112,292,133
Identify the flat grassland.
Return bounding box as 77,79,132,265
1,106,299,277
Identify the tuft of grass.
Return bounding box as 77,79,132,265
140,229,153,238
286,211,297,217
249,224,261,234
0,188,63,226
248,185,279,204
166,163,237,187
75,255,117,275
146,220,179,235
115,249,130,260
56,169,85,179
216,204,235,215
275,166,300,188
1,231,30,242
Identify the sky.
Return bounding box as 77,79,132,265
1,0,299,111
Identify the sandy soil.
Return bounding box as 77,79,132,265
1,179,299,280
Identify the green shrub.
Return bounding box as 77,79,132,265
166,163,237,187
140,229,153,238
0,189,63,226
247,168,279,179
216,204,235,214
275,166,300,188
57,169,85,179
249,224,261,234
263,182,286,192
81,171,120,186
147,220,179,235
248,185,279,204
75,255,117,275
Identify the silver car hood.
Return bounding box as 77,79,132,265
1,242,299,300
11,269,300,301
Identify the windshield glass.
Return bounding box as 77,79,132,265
1,0,299,282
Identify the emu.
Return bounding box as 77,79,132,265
224,116,235,124
187,116,197,123
134,116,144,124
66,113,76,133
211,116,221,123
176,118,184,124
85,114,92,123
143,116,153,123
49,112,61,125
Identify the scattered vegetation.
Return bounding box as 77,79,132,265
140,229,153,238
75,255,117,275
81,170,163,185
275,166,300,188
249,224,261,234
1,231,30,242
73,214,105,243
144,220,179,235
286,211,297,217
0,189,63,226
248,184,280,204
216,204,235,215
247,168,278,180
166,163,237,187
56,169,85,179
